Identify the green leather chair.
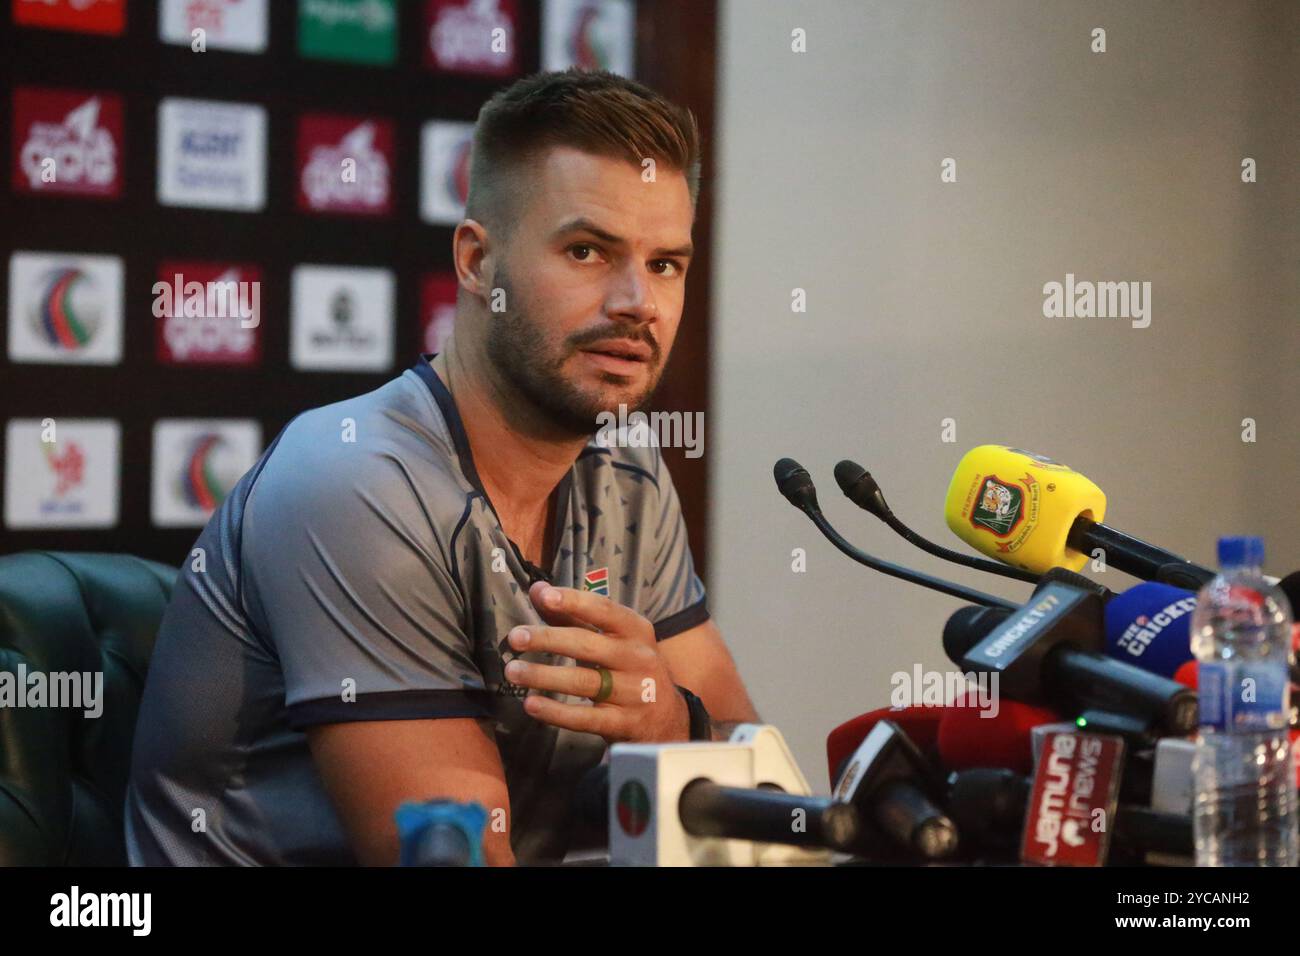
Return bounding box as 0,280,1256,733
0,552,177,865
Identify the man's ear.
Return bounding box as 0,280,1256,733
453,218,492,302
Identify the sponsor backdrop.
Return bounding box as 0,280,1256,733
1,0,717,571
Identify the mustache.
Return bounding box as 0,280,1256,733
566,326,662,363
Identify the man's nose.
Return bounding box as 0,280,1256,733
605,262,659,326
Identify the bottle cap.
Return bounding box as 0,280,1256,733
1217,535,1264,569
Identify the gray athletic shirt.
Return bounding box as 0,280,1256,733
124,354,708,865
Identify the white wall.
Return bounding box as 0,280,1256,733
709,0,1300,790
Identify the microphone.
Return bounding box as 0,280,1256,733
773,458,1016,610
1141,575,1300,686
949,766,1193,862
831,720,959,860
1104,581,1197,679
943,706,1160,812
942,582,1199,734
677,780,862,852
1280,571,1300,616
943,445,1215,588
936,699,1061,775
833,459,1039,584
1034,566,1115,602
395,801,488,867
568,763,612,851
827,704,946,790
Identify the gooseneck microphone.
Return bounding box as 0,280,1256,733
833,459,1040,585
774,458,1016,610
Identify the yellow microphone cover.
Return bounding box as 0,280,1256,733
944,445,1107,573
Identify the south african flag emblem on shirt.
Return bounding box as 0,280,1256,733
584,567,609,596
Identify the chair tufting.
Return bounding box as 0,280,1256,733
0,552,177,866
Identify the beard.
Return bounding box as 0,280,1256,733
485,266,664,436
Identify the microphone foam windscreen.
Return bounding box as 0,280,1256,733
937,699,1061,775
1105,582,1197,678
1173,659,1198,690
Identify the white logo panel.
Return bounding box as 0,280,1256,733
157,97,267,211
419,120,474,225
7,251,124,365
159,0,269,52
289,265,395,371
151,419,262,527
4,418,120,528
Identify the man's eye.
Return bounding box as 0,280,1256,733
569,243,601,262
652,259,684,278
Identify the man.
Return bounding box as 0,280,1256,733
125,68,758,867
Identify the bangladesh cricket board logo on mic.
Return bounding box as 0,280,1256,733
970,474,1028,537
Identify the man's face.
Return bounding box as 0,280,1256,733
483,145,694,435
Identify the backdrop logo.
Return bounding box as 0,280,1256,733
157,97,267,211
8,252,123,365
178,434,240,510
298,0,397,65
154,262,263,366
43,440,85,498
419,120,474,224
542,0,634,76
3,419,120,529
13,0,125,35
290,265,394,371
159,0,269,52
12,87,124,198
151,420,261,527
420,273,458,354
424,0,519,76
32,268,101,350
297,115,394,216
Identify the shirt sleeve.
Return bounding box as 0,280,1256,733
240,442,490,731
637,446,710,641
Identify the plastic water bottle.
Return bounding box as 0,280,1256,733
1191,536,1297,866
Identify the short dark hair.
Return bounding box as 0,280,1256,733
465,68,701,243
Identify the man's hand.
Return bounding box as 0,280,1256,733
504,581,692,744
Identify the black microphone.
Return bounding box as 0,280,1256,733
677,780,861,852
831,720,959,861
1035,566,1116,603
1279,571,1300,618
567,764,611,852
943,582,1198,735
1065,516,1214,590
1280,572,1300,685
773,458,1017,610
834,459,1040,584
947,768,1192,859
